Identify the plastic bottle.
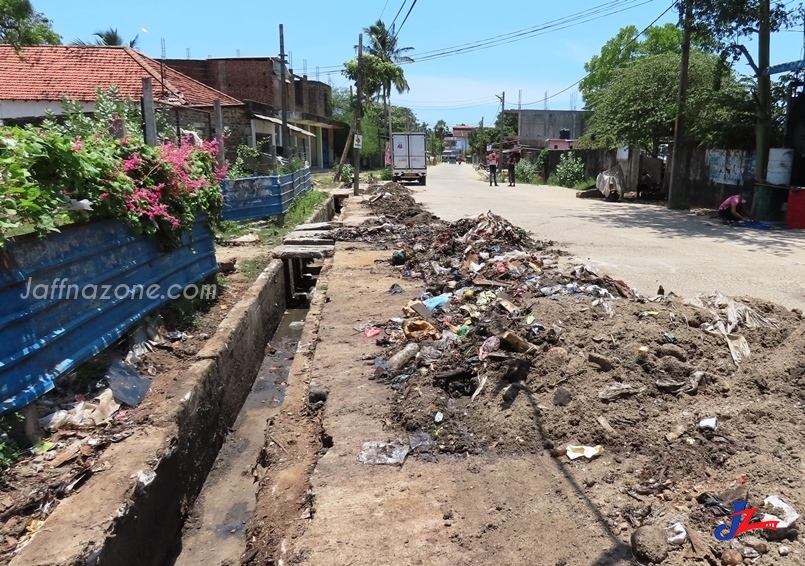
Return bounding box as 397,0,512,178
387,343,420,370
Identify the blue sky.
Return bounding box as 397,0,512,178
35,0,805,128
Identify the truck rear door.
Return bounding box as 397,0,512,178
392,134,410,169
409,134,426,170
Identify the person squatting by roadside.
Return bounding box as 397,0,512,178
718,192,752,223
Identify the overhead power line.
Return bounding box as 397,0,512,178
522,1,677,106
394,0,418,39
390,0,408,29
314,0,651,72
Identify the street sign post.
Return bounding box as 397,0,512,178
354,134,363,149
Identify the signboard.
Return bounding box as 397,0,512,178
765,59,805,76
486,144,492,152
353,134,363,149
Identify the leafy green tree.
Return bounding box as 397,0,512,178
683,0,800,179
330,86,354,126
580,51,754,154
72,27,139,48
580,23,712,110
0,0,60,46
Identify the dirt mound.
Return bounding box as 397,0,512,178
336,192,805,563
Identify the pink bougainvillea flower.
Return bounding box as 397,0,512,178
72,136,83,152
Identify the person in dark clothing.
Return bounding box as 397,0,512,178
507,154,516,186
488,152,499,186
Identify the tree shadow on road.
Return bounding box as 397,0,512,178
498,382,633,566
569,200,805,258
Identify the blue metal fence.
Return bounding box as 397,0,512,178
221,166,313,221
0,166,314,414
0,217,217,413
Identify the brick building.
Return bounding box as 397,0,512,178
509,109,586,148
163,57,347,168
0,45,272,162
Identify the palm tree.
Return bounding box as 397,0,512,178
362,20,413,143
72,28,139,48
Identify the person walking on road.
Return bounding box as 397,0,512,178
488,152,499,186
507,154,516,186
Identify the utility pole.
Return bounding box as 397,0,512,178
667,0,693,209
756,0,771,182
279,24,290,160
479,116,484,161
495,91,505,159
353,33,363,196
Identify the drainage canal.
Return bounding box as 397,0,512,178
163,262,318,566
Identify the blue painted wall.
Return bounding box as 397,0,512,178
221,167,312,221
0,217,218,413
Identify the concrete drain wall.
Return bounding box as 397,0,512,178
9,194,339,566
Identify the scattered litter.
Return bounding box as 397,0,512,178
387,343,420,371
106,360,151,407
598,383,645,401
388,283,404,295
762,495,799,529
39,388,121,431
132,469,156,489
403,320,440,341
363,327,382,338
597,416,617,435
408,432,434,453
698,417,719,432
424,293,451,311
656,371,703,395
666,522,687,546
478,336,501,361
566,445,604,460
357,441,409,465
434,412,444,423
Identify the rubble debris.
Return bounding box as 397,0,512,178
357,441,409,465
566,445,603,460
330,182,805,553
39,389,120,431
105,360,151,407
630,525,669,564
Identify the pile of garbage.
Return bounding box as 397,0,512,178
338,184,805,564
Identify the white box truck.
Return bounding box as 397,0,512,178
391,132,427,185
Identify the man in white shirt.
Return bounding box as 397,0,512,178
488,152,499,186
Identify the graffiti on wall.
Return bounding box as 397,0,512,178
707,149,755,186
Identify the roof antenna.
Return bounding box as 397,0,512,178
186,47,191,60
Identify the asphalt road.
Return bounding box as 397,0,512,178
414,162,805,310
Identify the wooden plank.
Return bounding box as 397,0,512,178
283,237,335,246
272,245,335,259
294,221,342,231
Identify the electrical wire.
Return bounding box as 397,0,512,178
394,0,418,39
522,1,676,106
389,0,408,29
314,0,649,71
379,0,390,19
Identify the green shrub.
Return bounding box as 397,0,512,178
0,88,225,250
228,144,261,179
339,164,354,183
535,148,550,173
381,167,393,181
515,160,539,184
551,151,586,188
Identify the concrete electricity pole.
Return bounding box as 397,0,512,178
667,0,693,209
353,33,363,196
495,92,505,158
279,24,290,160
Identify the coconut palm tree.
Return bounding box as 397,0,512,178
72,28,138,48
362,20,414,142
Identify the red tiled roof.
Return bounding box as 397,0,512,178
0,45,242,106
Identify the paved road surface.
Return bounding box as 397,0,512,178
415,163,805,310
